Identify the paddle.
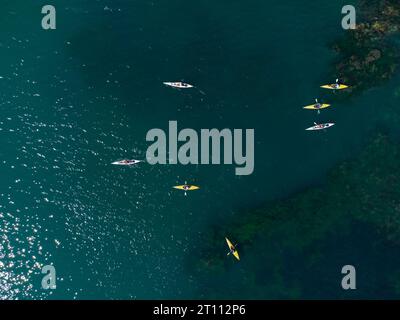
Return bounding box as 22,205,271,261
227,243,238,256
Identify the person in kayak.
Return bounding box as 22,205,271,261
331,78,340,89
229,243,238,255
313,122,324,129
183,185,191,191
314,99,322,109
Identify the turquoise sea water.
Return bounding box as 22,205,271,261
1,0,400,299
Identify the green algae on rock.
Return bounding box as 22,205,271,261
331,0,400,93
193,134,400,297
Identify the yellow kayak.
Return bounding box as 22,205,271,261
303,103,330,110
321,84,349,90
225,237,240,261
173,185,200,191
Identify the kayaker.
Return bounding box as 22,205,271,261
332,78,340,89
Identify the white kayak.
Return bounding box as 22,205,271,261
112,159,142,166
163,82,194,89
306,123,335,131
